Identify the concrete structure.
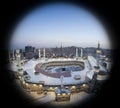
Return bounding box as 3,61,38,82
9,46,112,105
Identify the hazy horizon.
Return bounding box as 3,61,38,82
10,44,112,51
10,3,111,50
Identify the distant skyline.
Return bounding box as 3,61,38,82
10,3,111,50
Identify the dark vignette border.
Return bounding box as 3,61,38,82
0,0,119,108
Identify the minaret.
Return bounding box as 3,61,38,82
16,49,21,66
38,49,41,59
96,41,101,53
81,48,83,58
43,48,45,59
13,50,15,60
76,48,78,58
96,41,101,66
8,50,11,60
98,41,100,50
60,43,63,57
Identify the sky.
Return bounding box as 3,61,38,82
10,3,111,50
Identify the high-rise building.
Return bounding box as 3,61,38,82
25,46,35,59
25,46,34,53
